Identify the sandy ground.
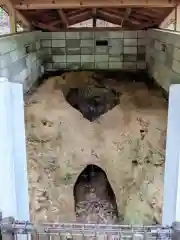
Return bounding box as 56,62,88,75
25,71,168,224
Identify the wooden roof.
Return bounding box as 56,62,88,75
1,0,179,31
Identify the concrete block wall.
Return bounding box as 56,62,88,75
40,30,147,71
147,29,180,92
0,31,44,92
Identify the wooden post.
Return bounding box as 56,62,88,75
175,5,180,31
9,8,17,33
92,8,96,28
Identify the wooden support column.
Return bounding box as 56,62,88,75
9,7,17,33
175,4,180,31
121,8,131,27
2,0,31,30
92,8,96,28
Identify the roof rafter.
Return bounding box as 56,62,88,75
57,9,69,27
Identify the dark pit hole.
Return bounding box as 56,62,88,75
96,40,108,46
132,159,139,165
65,87,120,122
140,129,145,133
42,120,47,126
73,164,119,224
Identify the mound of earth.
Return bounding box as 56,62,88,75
25,71,167,224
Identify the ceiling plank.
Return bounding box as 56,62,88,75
1,0,31,28
57,9,69,27
15,0,178,10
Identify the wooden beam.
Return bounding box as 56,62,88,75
121,8,131,26
57,9,69,27
49,10,91,27
15,0,178,10
9,8,17,33
92,8,96,27
32,21,59,31
2,0,31,29
99,9,141,25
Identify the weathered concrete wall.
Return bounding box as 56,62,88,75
147,29,180,92
0,31,44,92
40,30,147,71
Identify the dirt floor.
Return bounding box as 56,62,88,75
25,71,168,225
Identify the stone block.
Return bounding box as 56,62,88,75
81,62,95,69
123,54,137,62
0,53,12,68
10,48,26,63
81,47,94,54
52,32,65,39
95,55,109,62
138,30,147,38
172,60,180,74
52,48,66,55
109,47,123,55
123,62,136,69
53,62,67,69
66,39,80,48
52,40,66,47
95,46,109,54
80,32,94,39
30,42,37,52
173,47,180,61
124,31,138,38
43,55,53,63
124,47,137,54
0,38,17,54
137,54,146,61
52,62,62,70
67,55,80,62
12,68,29,83
80,40,94,47
109,56,123,62
41,40,51,47
124,39,137,46
170,70,180,84
109,31,123,38
109,62,123,69
66,32,80,39
81,55,94,63
158,51,166,64
59,62,67,69
0,67,11,79
11,58,27,77
53,55,66,63
95,62,109,69
154,40,162,51
137,62,147,69
66,62,81,69
138,38,148,46
66,48,81,55
108,39,123,46
41,32,52,39
138,46,146,54
36,41,41,50
95,31,109,40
